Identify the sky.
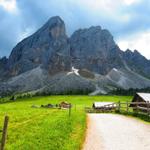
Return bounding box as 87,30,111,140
0,0,150,59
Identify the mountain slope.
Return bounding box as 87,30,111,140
0,67,47,95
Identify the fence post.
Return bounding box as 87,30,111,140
136,103,139,114
69,106,71,117
0,116,9,150
147,102,150,116
118,101,121,113
127,101,129,114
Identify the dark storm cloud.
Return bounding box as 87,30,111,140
115,0,150,37
0,0,150,58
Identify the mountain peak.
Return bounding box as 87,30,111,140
89,26,102,31
40,16,66,39
133,49,141,55
47,16,64,26
125,49,132,54
43,16,65,30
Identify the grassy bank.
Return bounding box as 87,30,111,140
0,95,131,149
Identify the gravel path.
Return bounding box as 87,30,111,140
83,114,150,150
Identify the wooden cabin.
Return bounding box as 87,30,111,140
59,101,71,109
93,102,116,110
130,93,150,110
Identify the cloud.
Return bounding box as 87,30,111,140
0,0,150,58
123,0,140,5
0,0,18,13
117,30,150,59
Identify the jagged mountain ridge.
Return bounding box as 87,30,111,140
0,16,150,95
123,49,150,78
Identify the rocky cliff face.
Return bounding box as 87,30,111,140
7,16,71,77
0,57,8,81
0,57,8,69
70,26,124,75
0,16,150,95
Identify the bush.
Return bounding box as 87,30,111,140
10,96,15,101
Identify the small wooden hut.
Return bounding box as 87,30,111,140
59,101,71,109
130,93,150,110
93,102,116,110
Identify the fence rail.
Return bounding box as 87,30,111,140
85,101,150,117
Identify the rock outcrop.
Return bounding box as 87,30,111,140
70,26,124,75
0,57,8,81
7,16,71,78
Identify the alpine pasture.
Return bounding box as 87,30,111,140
0,95,131,150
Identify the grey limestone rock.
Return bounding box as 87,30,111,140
70,26,124,75
7,16,71,77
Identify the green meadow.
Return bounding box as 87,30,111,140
0,95,131,150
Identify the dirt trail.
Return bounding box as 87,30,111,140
83,114,150,150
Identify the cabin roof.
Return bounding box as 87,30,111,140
60,101,70,105
137,93,150,102
93,102,115,108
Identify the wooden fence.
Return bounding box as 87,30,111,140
117,101,150,116
85,101,150,117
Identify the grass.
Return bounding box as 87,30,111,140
0,95,131,150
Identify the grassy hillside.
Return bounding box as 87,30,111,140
0,95,131,150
